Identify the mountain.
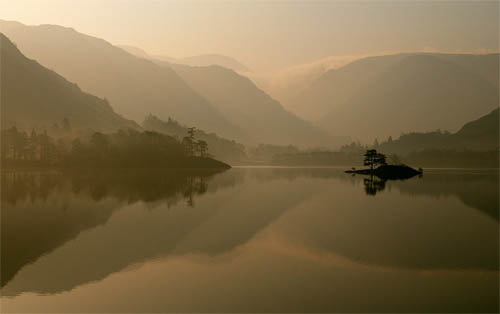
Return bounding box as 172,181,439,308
377,108,499,154
116,45,151,60
288,53,499,142
0,33,139,131
120,46,250,72
142,114,247,163
167,63,340,147
0,20,243,139
449,107,499,150
248,55,362,105
177,54,250,72
120,43,338,147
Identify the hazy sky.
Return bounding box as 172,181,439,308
0,0,498,71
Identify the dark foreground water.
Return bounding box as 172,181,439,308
1,167,498,313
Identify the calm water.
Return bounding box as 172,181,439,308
1,167,498,313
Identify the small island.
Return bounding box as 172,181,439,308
346,149,422,180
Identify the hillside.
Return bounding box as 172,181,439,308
0,33,139,132
288,53,499,142
142,114,247,163
120,46,250,72
177,54,250,72
167,63,341,148
0,20,244,139
117,44,338,147
377,108,499,154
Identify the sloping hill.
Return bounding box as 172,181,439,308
120,46,250,72
289,53,499,142
142,114,247,163
178,54,250,72
451,107,499,150
0,20,243,139
117,44,338,147
377,108,499,154
168,63,339,147
0,33,139,131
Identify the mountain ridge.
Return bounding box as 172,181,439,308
0,19,245,140
288,52,498,142
0,33,139,132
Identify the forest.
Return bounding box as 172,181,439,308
1,126,230,169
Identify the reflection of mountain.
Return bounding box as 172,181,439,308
340,169,498,220
1,169,226,288
2,169,324,296
277,171,498,271
389,172,499,221
1,171,121,287
3,168,497,297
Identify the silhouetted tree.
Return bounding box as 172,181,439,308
197,140,208,157
182,136,194,156
186,127,196,156
363,149,387,171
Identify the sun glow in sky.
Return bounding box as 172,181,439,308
0,0,498,71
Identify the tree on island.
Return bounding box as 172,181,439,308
363,149,387,171
197,140,208,157
183,127,196,156
182,127,209,158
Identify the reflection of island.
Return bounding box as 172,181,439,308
363,176,387,195
2,168,498,297
2,168,323,296
277,173,499,272
1,169,227,288
391,171,499,221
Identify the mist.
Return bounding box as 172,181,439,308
1,1,499,313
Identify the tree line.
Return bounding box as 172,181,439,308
1,125,216,168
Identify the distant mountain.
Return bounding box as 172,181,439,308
103,41,338,147
120,43,339,147
178,54,250,72
449,107,499,151
0,20,243,139
120,45,250,72
288,53,499,142
248,55,361,105
142,114,247,163
167,63,340,147
116,45,151,60
378,108,499,154
0,33,139,132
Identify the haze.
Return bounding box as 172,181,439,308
1,1,499,313
1,0,498,72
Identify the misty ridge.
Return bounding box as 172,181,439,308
2,2,500,312
0,19,498,169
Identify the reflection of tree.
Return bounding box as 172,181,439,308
363,176,387,196
181,175,209,207
1,169,225,206
1,169,227,288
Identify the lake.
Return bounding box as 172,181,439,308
1,167,498,313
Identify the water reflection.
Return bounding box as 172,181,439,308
1,169,227,289
363,176,387,195
1,168,498,312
